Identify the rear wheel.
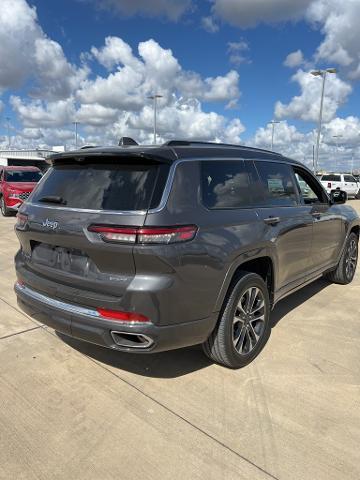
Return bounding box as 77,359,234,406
202,272,271,368
0,196,12,217
324,232,358,284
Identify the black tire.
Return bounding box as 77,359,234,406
0,196,12,217
324,232,358,285
202,272,271,368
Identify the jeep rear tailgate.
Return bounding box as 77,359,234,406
15,156,170,305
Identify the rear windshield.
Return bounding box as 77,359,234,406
321,174,341,182
31,160,169,211
5,170,42,182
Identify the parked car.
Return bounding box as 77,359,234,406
320,173,360,198
0,166,43,216
14,140,359,368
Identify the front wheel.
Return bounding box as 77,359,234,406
324,232,358,284
0,196,12,217
202,272,271,368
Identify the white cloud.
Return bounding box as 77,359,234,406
33,38,89,100
275,69,352,123
201,16,219,33
10,96,75,128
321,116,360,146
86,0,192,21
0,0,40,91
227,41,250,66
0,0,89,98
211,0,313,28
284,50,305,68
91,36,142,70
209,0,360,81
251,118,360,172
306,0,360,79
76,104,119,126
84,98,246,145
79,37,240,110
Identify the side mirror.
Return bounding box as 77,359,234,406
330,189,347,204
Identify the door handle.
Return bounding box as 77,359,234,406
263,216,280,225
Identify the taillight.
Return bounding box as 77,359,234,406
88,226,137,243
97,308,150,323
16,213,28,229
328,182,332,188
88,225,198,244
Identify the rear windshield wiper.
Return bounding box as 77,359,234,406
38,195,67,205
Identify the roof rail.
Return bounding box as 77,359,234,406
164,140,282,156
119,136,139,147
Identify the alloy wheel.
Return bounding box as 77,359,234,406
233,287,266,355
345,238,358,280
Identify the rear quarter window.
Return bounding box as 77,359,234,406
321,174,341,182
31,160,169,211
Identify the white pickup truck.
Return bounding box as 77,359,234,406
320,173,360,199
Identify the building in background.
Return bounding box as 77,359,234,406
0,148,62,171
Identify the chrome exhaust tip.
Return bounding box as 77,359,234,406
110,331,154,349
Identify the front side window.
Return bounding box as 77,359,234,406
344,175,357,183
294,168,327,204
254,161,298,207
201,160,262,209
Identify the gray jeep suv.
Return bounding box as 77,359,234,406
14,140,359,368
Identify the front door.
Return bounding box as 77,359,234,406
253,160,313,291
292,166,344,272
343,175,359,197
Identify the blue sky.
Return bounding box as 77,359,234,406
0,0,359,170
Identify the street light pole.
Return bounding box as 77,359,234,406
269,120,280,151
332,134,343,171
148,95,163,144
311,68,337,173
5,117,10,148
72,121,80,149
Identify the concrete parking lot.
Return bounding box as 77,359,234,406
0,204,359,480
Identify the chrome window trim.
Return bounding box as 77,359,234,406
26,156,306,215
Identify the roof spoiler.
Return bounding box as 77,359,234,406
119,137,139,147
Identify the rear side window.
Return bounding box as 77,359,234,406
321,174,341,182
31,160,169,211
201,160,262,209
344,175,357,183
5,170,42,182
254,161,298,207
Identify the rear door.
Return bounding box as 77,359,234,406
16,157,169,303
253,160,313,292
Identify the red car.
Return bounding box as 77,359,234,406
0,166,43,216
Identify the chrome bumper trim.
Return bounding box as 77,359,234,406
15,282,100,318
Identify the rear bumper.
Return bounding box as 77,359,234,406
15,282,217,353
